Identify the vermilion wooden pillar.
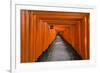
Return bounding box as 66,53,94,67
21,10,30,63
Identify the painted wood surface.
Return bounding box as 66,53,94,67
21,10,89,63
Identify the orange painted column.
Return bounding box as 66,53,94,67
21,10,30,63
82,16,89,59
29,11,37,62
62,25,73,45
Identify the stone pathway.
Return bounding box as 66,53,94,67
36,35,82,62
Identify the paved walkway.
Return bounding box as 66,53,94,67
36,35,82,62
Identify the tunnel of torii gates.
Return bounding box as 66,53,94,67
21,10,89,63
